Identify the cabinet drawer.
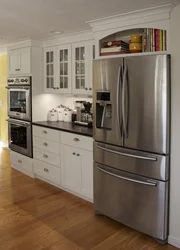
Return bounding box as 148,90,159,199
10,151,33,173
33,136,59,155
61,132,93,151
33,126,60,142
33,148,60,167
34,160,60,185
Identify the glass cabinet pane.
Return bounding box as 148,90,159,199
58,48,69,90
80,47,85,60
64,50,68,61
46,51,55,89
74,45,86,91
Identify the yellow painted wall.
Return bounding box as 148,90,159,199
0,55,8,144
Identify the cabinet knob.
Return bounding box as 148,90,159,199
18,159,22,163
15,69,18,71
73,138,80,142
43,154,48,158
44,168,49,173
73,152,76,155
56,87,59,89
85,88,88,90
43,142,48,146
76,154,80,156
43,130,47,134
89,88,92,90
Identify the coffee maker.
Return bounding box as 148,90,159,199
73,101,93,127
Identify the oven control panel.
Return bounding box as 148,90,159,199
7,76,31,85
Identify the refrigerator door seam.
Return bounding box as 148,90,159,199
97,166,157,187
97,144,157,161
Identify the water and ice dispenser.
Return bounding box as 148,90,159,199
96,91,112,130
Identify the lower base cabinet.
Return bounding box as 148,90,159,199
34,159,61,185
61,144,93,201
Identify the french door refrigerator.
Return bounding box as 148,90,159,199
93,54,170,243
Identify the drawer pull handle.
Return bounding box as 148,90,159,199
73,138,80,142
76,154,80,156
43,131,47,134
44,168,49,173
18,160,22,163
73,152,76,155
43,142,48,146
43,154,48,158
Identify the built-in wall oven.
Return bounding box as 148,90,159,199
7,118,32,157
7,76,32,158
7,76,31,121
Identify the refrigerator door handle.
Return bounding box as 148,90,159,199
97,144,157,161
97,166,157,187
122,65,128,138
117,65,122,137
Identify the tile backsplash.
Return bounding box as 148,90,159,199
32,94,92,121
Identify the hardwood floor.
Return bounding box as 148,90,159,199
0,148,177,250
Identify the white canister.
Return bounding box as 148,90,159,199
64,110,72,122
47,109,58,122
56,107,64,121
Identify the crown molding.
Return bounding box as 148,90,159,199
87,4,175,32
6,39,43,50
42,29,94,47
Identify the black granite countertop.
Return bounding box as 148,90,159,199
33,121,93,137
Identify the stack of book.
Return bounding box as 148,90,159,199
100,40,129,56
142,28,167,52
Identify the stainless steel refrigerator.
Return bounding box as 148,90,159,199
93,54,170,243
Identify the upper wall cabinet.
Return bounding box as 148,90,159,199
44,45,71,94
8,47,31,75
8,40,43,95
72,41,93,95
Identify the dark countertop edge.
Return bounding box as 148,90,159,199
32,122,93,138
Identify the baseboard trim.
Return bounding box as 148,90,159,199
168,235,180,248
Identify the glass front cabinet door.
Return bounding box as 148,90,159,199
57,45,71,94
72,42,92,95
44,48,56,92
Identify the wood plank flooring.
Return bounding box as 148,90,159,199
0,148,178,250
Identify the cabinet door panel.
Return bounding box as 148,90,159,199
8,50,18,75
57,45,71,94
19,47,31,74
44,48,56,93
80,149,93,200
61,145,81,193
72,42,89,95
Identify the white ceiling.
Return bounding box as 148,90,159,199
0,0,179,44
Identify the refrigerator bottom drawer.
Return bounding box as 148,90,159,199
94,162,169,240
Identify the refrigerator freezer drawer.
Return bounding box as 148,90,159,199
94,141,169,181
94,163,169,240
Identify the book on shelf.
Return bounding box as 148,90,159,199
101,46,129,53
103,40,129,48
142,28,167,52
100,51,129,56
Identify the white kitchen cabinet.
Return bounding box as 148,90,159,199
8,47,31,75
44,47,56,93
80,148,93,200
72,41,93,95
44,45,71,94
61,144,81,193
61,143,93,200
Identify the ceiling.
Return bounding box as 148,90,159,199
0,0,179,45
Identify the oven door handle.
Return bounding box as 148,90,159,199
6,119,30,127
6,86,30,90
